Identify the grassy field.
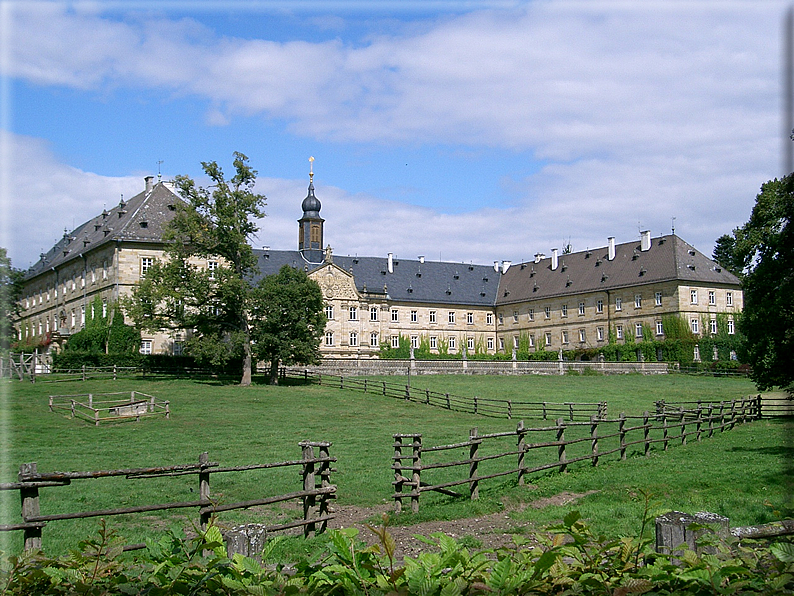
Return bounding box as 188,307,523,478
0,372,789,557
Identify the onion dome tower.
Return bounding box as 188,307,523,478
298,156,325,264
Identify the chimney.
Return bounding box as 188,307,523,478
534,253,545,264
502,260,512,274
551,248,559,270
494,261,500,273
608,237,616,261
641,230,651,252
387,253,394,274
144,175,155,193
418,255,425,264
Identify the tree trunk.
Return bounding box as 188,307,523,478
268,358,279,385
239,311,252,387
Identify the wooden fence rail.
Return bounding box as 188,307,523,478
392,396,761,513
283,368,607,421
0,444,336,552
49,391,170,425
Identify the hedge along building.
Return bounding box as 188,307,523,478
17,169,743,361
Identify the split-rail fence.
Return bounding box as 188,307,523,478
0,443,336,552
283,368,607,421
392,396,761,513
48,391,170,425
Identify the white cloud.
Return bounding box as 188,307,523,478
1,2,787,263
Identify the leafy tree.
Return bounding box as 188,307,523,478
249,266,326,385
712,233,741,275
126,152,266,386
714,177,793,388
0,248,24,352
727,176,794,390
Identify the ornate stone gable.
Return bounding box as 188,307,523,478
310,263,359,301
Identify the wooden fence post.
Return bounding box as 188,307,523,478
569,403,574,421
425,389,430,405
113,365,117,381
445,393,450,409
590,415,599,466
20,463,42,551
695,407,702,442
474,396,478,415
756,394,763,420
199,452,211,530
411,436,422,514
708,405,714,438
662,411,669,451
556,418,567,473
507,400,512,419
316,442,332,535
718,402,725,432
405,385,410,400
82,365,86,382
301,442,317,538
393,435,404,514
469,428,480,500
679,408,686,446
618,413,627,460
655,511,730,563
517,420,527,485
643,411,651,457
542,402,547,420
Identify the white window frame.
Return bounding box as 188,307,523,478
448,311,455,324
391,309,399,322
370,306,378,321
513,311,519,323
141,257,153,275
467,312,474,325
487,337,494,350
486,312,493,325
349,306,358,321
528,308,535,321
325,305,334,320
561,304,568,317
544,332,552,346
708,290,715,305
410,335,418,349
410,310,418,323
448,336,456,351
710,319,717,335
430,336,438,350
655,292,662,306
596,300,603,314
391,335,400,349
349,332,358,347
690,289,698,304
728,319,735,335
615,297,622,311
467,337,475,351
208,260,218,279
656,320,664,336
691,318,699,334
370,332,379,347
578,302,585,316
578,329,586,343
429,310,437,323
513,335,519,349
597,326,604,341
635,323,643,338
726,291,733,307
561,330,569,344
325,331,334,346
616,325,623,340
529,334,535,347
140,339,153,355
544,306,551,319
634,294,642,309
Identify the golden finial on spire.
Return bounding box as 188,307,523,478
309,156,315,182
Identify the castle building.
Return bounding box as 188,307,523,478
16,172,743,361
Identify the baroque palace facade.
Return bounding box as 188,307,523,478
17,174,743,360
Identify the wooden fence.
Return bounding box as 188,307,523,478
0,444,336,552
283,368,607,421
1,352,51,381
392,396,761,513
48,391,170,425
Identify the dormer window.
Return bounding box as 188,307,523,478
139,221,148,228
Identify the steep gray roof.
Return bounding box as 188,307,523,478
252,249,501,306
496,234,741,306
25,181,181,280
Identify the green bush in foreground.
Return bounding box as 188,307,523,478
2,512,792,595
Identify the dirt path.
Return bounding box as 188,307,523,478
325,489,599,560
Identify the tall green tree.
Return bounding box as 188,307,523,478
0,248,23,352
712,233,741,276
126,152,266,386
249,265,326,385
726,176,794,390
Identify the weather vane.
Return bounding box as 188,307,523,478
157,160,164,181
309,156,315,182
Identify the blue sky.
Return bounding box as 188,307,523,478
0,0,788,268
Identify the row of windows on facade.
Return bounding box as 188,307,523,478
500,290,735,325
325,305,481,325
140,257,218,276
20,300,109,339
23,262,111,310
320,317,736,352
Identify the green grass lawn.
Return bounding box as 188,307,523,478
0,372,788,557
